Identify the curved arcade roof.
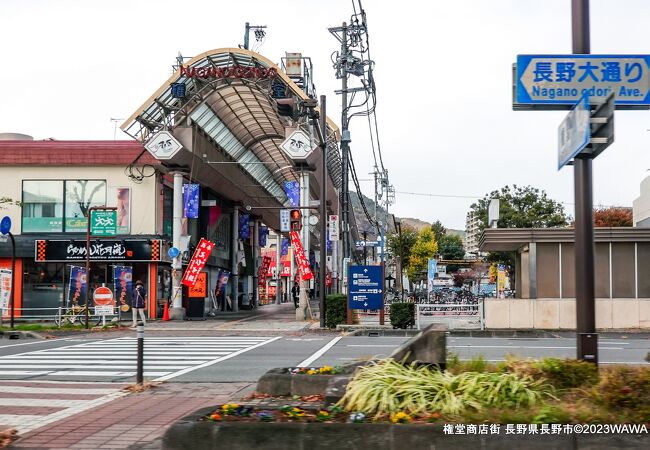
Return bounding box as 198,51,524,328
121,48,342,204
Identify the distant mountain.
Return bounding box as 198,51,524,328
349,193,465,239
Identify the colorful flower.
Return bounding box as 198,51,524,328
348,412,366,423
208,412,222,421
427,412,442,422
306,369,318,375
319,365,334,374
390,412,412,424
256,411,274,422
316,410,331,422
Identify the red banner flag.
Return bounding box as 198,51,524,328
182,238,215,287
258,256,272,284
289,231,314,281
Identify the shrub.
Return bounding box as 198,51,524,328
446,353,492,374
390,302,415,329
596,366,650,422
504,357,598,390
325,294,347,329
338,359,552,418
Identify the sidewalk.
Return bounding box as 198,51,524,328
144,302,322,333
10,383,251,450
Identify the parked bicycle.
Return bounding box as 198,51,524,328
55,304,102,327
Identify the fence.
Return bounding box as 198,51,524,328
0,307,122,326
415,302,484,330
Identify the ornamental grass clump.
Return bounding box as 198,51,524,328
337,359,553,418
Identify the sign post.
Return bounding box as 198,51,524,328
558,93,590,170
0,216,15,329
348,265,384,324
93,285,115,327
85,207,117,329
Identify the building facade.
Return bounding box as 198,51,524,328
464,211,481,256
633,174,650,227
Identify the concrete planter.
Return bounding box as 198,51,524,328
162,407,650,450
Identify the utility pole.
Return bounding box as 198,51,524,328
243,22,267,50
339,22,350,271
572,0,598,363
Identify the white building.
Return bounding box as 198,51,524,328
464,211,481,255
633,175,650,227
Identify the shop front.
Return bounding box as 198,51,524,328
25,238,168,320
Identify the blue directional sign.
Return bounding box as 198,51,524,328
348,265,383,310
167,247,180,258
0,216,10,235
516,55,650,106
558,93,590,170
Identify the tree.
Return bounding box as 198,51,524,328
593,207,633,227
386,226,418,290
470,185,569,229
430,220,447,241
438,234,465,260
470,185,569,289
407,228,438,283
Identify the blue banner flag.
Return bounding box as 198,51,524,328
284,181,300,207
259,226,268,247
67,266,87,306
183,184,200,219
113,266,133,312
281,238,289,256
239,214,250,239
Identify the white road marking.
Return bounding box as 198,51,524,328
296,336,343,367
154,336,283,382
0,386,118,395
0,338,73,348
0,398,92,407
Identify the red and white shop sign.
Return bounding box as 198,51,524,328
182,238,215,287
258,256,272,284
289,231,313,281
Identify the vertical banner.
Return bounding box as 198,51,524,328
259,226,269,247
238,214,250,239
0,269,11,318
107,187,131,234
183,184,200,219
258,256,272,305
328,215,339,241
281,238,289,256
284,181,300,207
289,231,314,281
497,264,507,298
427,258,437,292
182,238,215,287
68,266,87,306
216,270,230,296
113,266,133,312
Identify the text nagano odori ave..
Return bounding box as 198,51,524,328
516,55,650,105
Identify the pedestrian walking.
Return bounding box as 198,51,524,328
131,280,147,327
291,281,300,309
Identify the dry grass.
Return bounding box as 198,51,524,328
123,381,162,393
0,428,17,449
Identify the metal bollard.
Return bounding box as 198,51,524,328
136,321,144,384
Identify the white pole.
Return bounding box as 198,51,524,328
170,172,185,319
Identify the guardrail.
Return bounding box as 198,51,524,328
415,302,484,331
0,307,121,325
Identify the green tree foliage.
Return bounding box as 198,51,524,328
407,228,438,282
386,226,418,270
470,185,569,276
438,234,465,260
470,185,569,230
430,220,447,241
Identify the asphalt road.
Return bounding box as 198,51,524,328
0,334,647,383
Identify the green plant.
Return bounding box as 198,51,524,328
337,359,552,418
325,294,347,329
596,366,650,422
389,302,415,329
532,405,571,424
504,357,598,390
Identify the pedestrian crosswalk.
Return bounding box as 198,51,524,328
0,380,127,434
0,336,280,381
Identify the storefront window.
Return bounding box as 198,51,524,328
22,181,64,232
22,260,65,316
65,180,107,232
163,184,173,237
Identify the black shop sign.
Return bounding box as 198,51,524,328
35,239,163,262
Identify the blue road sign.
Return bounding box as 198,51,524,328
355,240,379,247
348,265,383,310
168,247,180,258
558,93,590,170
516,55,650,106
0,216,11,235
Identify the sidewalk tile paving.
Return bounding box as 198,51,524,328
10,382,251,450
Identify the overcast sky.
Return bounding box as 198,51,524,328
2,0,650,230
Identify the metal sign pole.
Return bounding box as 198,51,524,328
572,0,598,363
319,95,328,328
9,232,15,329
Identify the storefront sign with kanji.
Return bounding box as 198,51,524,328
289,231,313,281
182,238,215,287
